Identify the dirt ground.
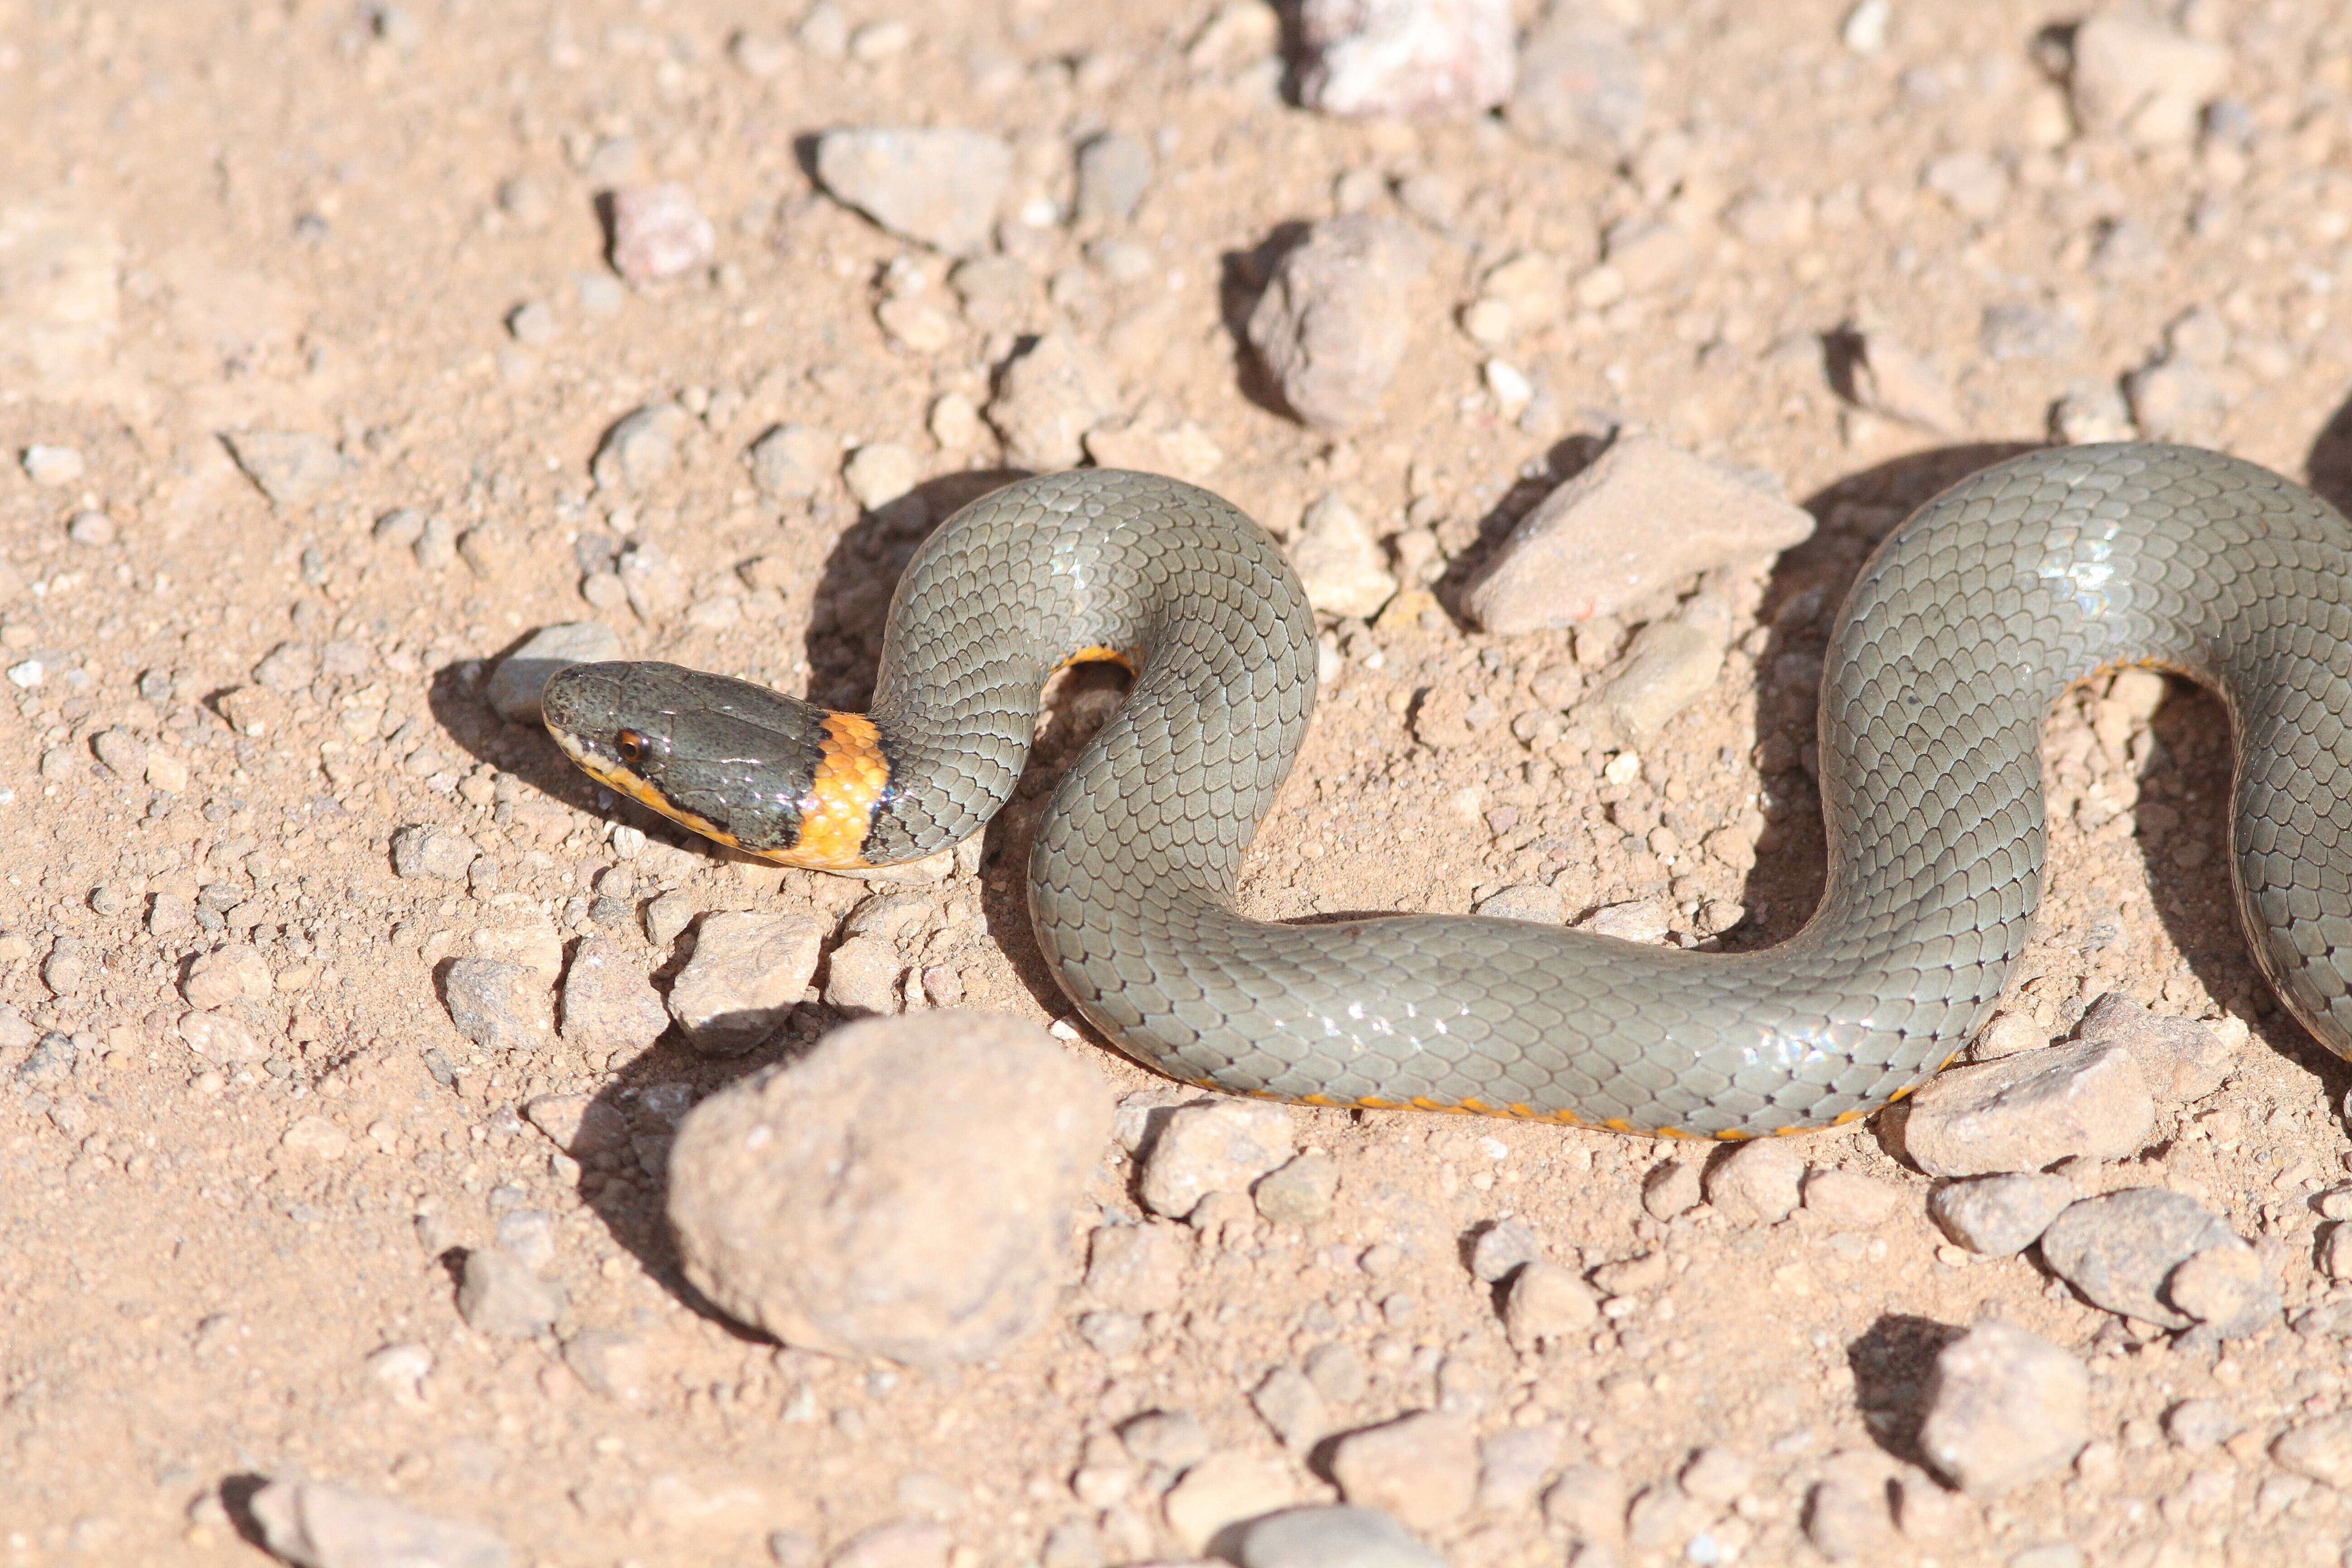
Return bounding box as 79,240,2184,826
6,0,2352,1563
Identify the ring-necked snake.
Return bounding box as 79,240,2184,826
541,443,2352,1139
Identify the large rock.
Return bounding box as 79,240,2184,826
666,1013,1112,1367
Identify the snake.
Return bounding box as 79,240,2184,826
539,442,2352,1139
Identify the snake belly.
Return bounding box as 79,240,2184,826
540,446,2352,1139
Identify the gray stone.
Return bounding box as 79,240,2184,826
1474,883,1563,924
1246,216,1429,432
666,1013,1112,1367
2074,996,2234,1103
441,958,551,1053
1296,0,1513,121
559,938,669,1054
2273,1412,2352,1489
608,183,714,284
1238,1505,1444,1568
1916,1318,2089,1497
523,1093,630,1158
1501,1260,1599,1352
2069,15,2230,147
1703,1134,1804,1224
1118,1408,1211,1470
815,127,1011,255
666,911,826,1056
1842,330,1960,432
1464,436,1813,633
222,429,351,506
248,1479,511,1568
749,424,838,500
1138,1098,1296,1220
488,622,622,724
1082,1220,1189,1315
592,402,692,493
455,1245,565,1338
2038,1187,2273,1335
987,333,1120,471
1928,1173,2075,1256
1328,1411,1479,1531
1468,1219,1542,1282
823,932,904,1014
1477,1426,1561,1512
392,824,480,881
2163,1397,2239,1453
1251,1365,1329,1453
1289,493,1397,619
1074,133,1153,226
1893,1039,2153,1177
1507,6,1643,155
1254,1152,1341,1226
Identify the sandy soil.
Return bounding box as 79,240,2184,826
5,0,2352,1563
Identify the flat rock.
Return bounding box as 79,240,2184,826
222,429,350,506
2274,1412,2352,1490
1841,330,1961,433
665,1012,1112,1367
1928,1173,2076,1256
2069,15,2230,147
1892,1039,2153,1177
249,1479,511,1568
2038,1187,2274,1336
455,1245,565,1338
1239,1505,1444,1568
666,911,826,1057
1592,592,1733,749
488,622,622,724
1295,0,1513,121
1246,216,1430,432
1464,436,1813,633
815,127,1010,255
2073,991,2237,1104
1916,1318,2089,1497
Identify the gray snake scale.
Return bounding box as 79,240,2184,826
542,442,2352,1138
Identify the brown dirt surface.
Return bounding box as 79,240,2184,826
5,1,2352,1564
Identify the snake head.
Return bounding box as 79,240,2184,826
540,660,834,861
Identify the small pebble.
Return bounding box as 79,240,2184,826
1328,1411,1479,1531
1703,1131,1803,1223
487,621,622,725
66,509,114,545
221,429,350,506
455,1245,565,1338
2068,15,2230,147
2164,1398,2239,1453
1507,10,1642,155
441,958,551,1054
987,333,1121,470
1916,1318,2089,1497
749,424,838,501
591,402,692,494
1074,132,1154,226
1162,1451,1299,1556
1250,1365,1328,1453
20,444,84,485
1119,1407,1211,1470
1289,493,1397,619
1254,1152,1340,1226
1295,0,1512,120
1502,1260,1600,1353
559,938,670,1054
1140,1098,1296,1220
2037,1187,2274,1336
392,825,482,881
608,183,715,284
2272,1412,2352,1489
666,911,826,1057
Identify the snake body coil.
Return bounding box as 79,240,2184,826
542,443,2352,1138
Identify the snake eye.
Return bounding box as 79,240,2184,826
613,729,649,767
